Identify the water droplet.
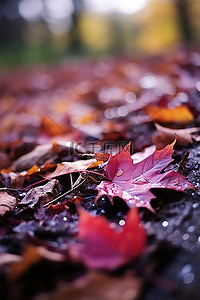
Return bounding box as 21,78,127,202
19,192,26,197
182,241,189,248
174,229,180,237
119,220,125,226
181,264,192,275
167,234,174,241
162,220,168,227
183,233,189,240
116,168,124,177
187,226,195,233
110,223,117,229
183,273,194,285
140,74,157,89
193,203,199,209
63,217,67,221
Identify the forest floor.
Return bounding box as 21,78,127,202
0,50,200,300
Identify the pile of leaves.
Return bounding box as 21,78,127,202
1,49,200,299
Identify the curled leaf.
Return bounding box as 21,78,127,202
43,159,96,178
153,123,200,150
0,191,16,216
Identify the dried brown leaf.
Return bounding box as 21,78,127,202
13,144,56,172
13,141,85,172
0,246,64,280
153,123,200,150
43,159,96,179
20,179,62,207
0,191,16,216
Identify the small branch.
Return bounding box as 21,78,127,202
0,187,20,191
43,178,86,207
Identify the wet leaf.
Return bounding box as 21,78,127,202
0,191,16,216
70,207,146,270
131,145,156,163
97,142,192,212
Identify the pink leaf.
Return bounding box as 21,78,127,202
70,207,146,270
97,142,192,212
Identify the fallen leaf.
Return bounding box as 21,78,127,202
13,141,85,172
153,123,200,150
41,115,69,137
37,272,141,300
5,245,64,280
47,201,69,214
13,144,57,172
6,246,42,280
87,160,104,169
70,207,146,270
145,105,194,124
26,165,41,176
47,196,83,214
20,179,62,207
131,145,156,164
96,142,192,212
94,153,110,162
43,159,96,179
0,191,16,216
1,171,25,188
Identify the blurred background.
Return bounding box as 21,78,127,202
0,0,200,68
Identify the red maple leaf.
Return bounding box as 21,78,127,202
96,142,192,212
70,207,146,270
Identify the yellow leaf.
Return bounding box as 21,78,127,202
146,105,194,124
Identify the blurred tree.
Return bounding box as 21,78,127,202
0,0,25,47
69,0,83,52
174,0,193,44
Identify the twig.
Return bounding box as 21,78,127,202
70,173,74,188
43,178,86,207
0,187,20,191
